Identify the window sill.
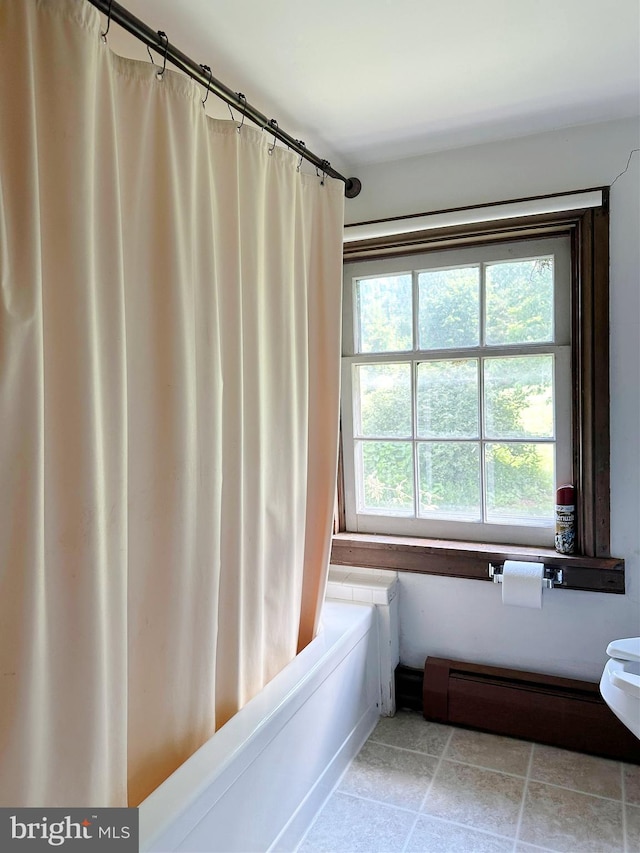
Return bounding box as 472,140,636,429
330,532,625,594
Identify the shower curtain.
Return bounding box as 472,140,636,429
0,0,344,807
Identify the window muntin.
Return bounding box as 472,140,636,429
341,238,572,547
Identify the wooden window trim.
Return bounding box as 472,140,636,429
333,188,624,592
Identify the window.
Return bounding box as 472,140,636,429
341,238,572,547
333,190,623,591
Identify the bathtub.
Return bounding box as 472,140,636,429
139,601,381,852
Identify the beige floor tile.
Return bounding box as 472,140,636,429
369,710,452,757
627,803,640,853
519,780,624,852
302,717,635,853
445,727,532,776
626,765,640,806
299,792,415,853
421,759,525,838
405,815,513,852
530,744,622,800
338,740,438,810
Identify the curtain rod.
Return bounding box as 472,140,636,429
86,0,362,198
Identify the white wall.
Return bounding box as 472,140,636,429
344,117,640,682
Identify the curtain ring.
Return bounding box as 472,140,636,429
268,119,279,155
237,93,247,133
100,0,113,43
296,141,306,172
319,159,330,186
200,64,212,109
156,31,169,80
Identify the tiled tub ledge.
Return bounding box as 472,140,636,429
326,566,399,716
326,566,398,605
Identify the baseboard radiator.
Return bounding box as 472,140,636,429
396,659,640,763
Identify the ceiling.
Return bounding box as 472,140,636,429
110,0,640,173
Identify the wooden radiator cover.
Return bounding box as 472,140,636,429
422,657,640,764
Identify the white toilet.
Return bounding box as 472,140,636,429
600,637,640,739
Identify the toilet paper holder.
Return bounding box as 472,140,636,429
488,563,563,589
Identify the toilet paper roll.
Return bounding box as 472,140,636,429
501,560,543,609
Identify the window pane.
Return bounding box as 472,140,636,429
485,443,554,522
484,356,554,439
417,360,479,438
358,441,414,514
356,275,412,353
418,266,479,349
485,257,554,344
356,363,412,437
418,442,480,519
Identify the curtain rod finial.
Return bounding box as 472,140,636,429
345,177,361,199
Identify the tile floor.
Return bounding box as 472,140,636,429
298,711,640,853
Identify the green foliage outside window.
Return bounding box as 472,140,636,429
355,258,555,522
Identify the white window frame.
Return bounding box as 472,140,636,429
341,237,572,547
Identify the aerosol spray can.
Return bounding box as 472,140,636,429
555,484,575,555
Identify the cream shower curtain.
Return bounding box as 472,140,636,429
0,0,344,808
